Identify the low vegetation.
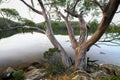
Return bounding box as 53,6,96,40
43,48,65,75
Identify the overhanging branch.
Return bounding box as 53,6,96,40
1,26,45,34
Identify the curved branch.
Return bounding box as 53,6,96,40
65,9,79,17
55,8,66,19
85,0,120,48
2,26,45,34
20,0,43,15
91,0,104,11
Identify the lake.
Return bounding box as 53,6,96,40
0,32,120,68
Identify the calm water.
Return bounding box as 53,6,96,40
0,32,120,68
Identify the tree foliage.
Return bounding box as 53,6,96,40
0,8,20,20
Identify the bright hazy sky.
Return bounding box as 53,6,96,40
0,0,44,23
0,0,120,24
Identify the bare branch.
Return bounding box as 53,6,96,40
31,0,34,7
38,0,46,13
65,9,79,17
72,0,79,12
20,0,43,15
23,26,46,34
1,26,45,34
56,8,77,49
97,42,120,46
55,8,66,19
116,10,120,13
91,0,104,11
99,37,120,42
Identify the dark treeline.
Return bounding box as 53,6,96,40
39,20,120,35
0,17,34,38
0,17,120,39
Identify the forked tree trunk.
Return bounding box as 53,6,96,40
38,0,71,68
21,0,120,70
74,13,88,70
74,0,120,70
21,0,72,68
58,9,88,71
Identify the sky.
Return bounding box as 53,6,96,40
0,0,44,23
0,0,120,24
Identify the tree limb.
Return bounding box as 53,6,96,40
55,8,66,19
38,0,46,13
72,0,79,12
31,0,34,7
85,0,120,48
116,10,120,13
65,9,79,17
91,0,104,11
1,26,45,34
56,8,78,49
77,11,89,46
20,0,43,15
99,37,120,42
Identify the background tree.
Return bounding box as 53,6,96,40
0,8,20,28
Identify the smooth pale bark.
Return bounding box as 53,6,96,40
62,0,120,70
56,10,77,49
58,10,88,70
21,0,71,68
74,13,88,70
74,0,120,70
21,0,120,71
37,0,72,68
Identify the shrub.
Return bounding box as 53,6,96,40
43,48,65,75
12,70,25,80
46,61,65,75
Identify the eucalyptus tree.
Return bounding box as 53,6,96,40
0,0,119,71
20,0,72,68
33,0,120,70
65,0,120,70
